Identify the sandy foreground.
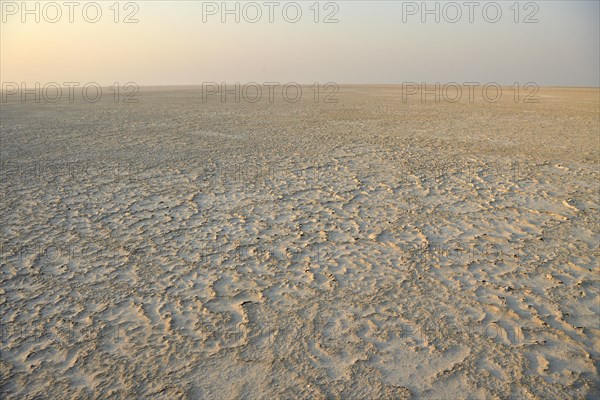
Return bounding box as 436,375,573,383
0,86,598,399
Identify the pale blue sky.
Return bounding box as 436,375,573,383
1,1,599,86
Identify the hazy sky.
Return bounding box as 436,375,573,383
1,0,599,86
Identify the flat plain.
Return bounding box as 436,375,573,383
1,86,598,399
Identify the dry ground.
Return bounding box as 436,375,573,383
0,86,598,398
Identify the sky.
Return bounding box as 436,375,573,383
1,0,599,87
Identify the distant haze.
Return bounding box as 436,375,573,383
1,1,599,87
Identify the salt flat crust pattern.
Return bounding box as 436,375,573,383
0,87,598,399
